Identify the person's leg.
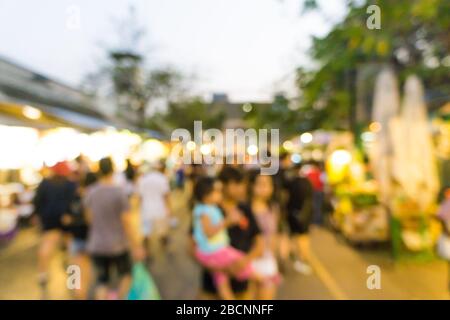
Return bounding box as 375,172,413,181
313,191,323,225
198,291,218,300
70,248,91,300
116,252,133,300
143,236,151,262
447,261,450,293
38,230,61,274
142,220,153,264
215,274,235,300
37,229,61,297
278,232,291,262
224,247,254,281
95,285,109,300
195,249,237,300
153,218,169,255
92,255,110,300
118,275,132,300
241,281,256,300
158,218,170,252
255,282,277,300
296,234,311,262
292,233,313,275
287,214,312,264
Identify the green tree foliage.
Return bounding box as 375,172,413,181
84,6,186,128
298,0,450,131
243,95,303,139
146,98,226,136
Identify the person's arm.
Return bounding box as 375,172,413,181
200,214,227,238
121,194,145,261
61,183,78,226
245,235,265,262
228,208,265,275
189,225,228,273
82,189,92,225
162,177,172,217
32,180,45,217
84,207,92,225
122,209,142,248
228,235,264,276
272,204,282,255
437,201,450,234
164,193,172,217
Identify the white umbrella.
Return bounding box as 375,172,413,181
399,75,439,211
370,68,401,206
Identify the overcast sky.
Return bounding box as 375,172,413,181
0,0,346,101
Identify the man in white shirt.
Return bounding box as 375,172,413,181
137,161,172,258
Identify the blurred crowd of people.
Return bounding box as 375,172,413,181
31,154,330,300
189,155,329,300
33,157,169,300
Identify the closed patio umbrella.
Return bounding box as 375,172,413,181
370,68,401,206
399,75,439,211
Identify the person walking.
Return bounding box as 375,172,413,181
303,162,326,225
61,171,97,300
247,170,280,299
83,157,145,300
286,165,315,275
137,160,172,260
33,161,77,299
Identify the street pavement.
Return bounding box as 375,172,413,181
0,188,448,300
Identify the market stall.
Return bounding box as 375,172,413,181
0,100,168,244
326,132,389,245
370,71,441,261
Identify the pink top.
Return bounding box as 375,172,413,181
253,206,278,252
438,199,450,222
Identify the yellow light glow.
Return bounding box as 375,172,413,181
283,140,294,151
361,131,375,142
291,153,302,164
22,106,42,120
300,132,313,144
312,149,323,161
81,129,142,166
242,103,253,113
247,145,258,156
0,125,39,169
186,141,196,151
369,122,382,133
330,149,352,166
37,128,82,167
140,139,167,162
200,144,212,155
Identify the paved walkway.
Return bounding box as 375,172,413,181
0,188,448,300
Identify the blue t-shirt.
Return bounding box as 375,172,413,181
193,204,229,254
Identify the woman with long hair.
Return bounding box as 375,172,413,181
247,170,281,300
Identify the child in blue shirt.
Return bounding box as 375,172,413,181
192,177,255,300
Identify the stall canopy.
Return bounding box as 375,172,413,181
0,100,116,132
37,103,114,131
0,56,164,137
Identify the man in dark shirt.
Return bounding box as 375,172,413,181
33,161,77,299
286,166,314,275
